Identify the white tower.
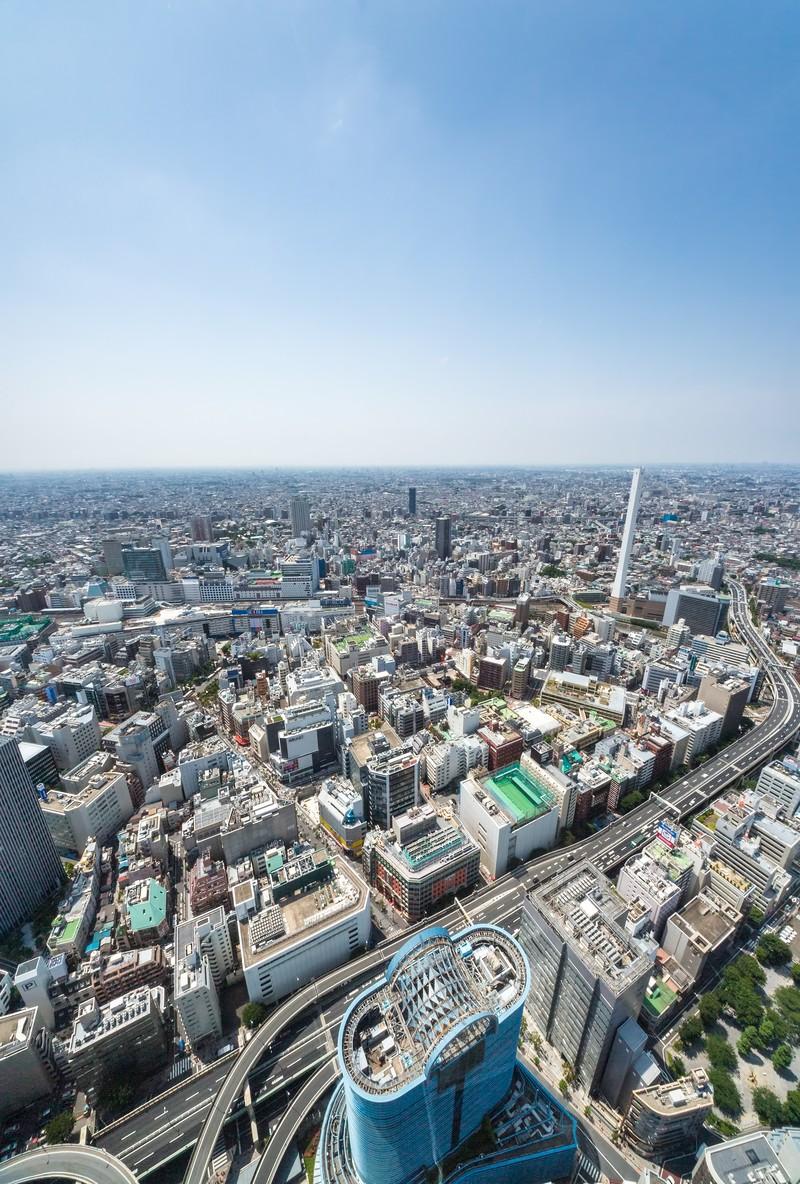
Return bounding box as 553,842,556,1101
610,467,643,609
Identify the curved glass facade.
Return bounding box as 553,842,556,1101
337,924,529,1184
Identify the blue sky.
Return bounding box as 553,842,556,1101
1,1,798,468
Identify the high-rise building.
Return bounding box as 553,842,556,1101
610,467,643,612
623,1069,713,1159
190,514,214,543
0,738,64,937
698,671,750,739
519,861,655,1095
0,1006,63,1119
121,546,167,583
101,538,125,576
317,924,577,1184
290,493,311,537
662,587,728,637
408,486,416,516
366,750,420,829
435,515,451,560
697,556,724,591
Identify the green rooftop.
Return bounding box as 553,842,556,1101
49,915,82,948
642,979,678,1017
483,762,555,823
334,630,374,653
0,614,51,645
127,879,167,933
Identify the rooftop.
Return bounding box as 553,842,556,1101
631,1068,712,1112
530,861,655,989
238,853,368,968
341,925,527,1095
481,762,556,823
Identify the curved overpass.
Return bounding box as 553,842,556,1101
251,1057,339,1184
0,1145,138,1184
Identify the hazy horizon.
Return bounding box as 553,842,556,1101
2,2,798,470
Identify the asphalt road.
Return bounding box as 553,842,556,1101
94,579,800,1183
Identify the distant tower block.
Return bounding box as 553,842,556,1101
610,467,643,613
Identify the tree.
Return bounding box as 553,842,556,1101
619,791,645,813
706,1033,736,1073
791,964,800,986
98,1078,134,1114
707,1069,742,1117
699,992,722,1029
757,934,792,967
668,1054,687,1078
45,1111,74,1144
242,1002,268,1029
752,1087,784,1128
759,1015,777,1048
678,1015,703,1048
738,1027,758,1057
773,1044,793,1072
558,1078,569,1096
775,987,800,1040
784,1087,800,1124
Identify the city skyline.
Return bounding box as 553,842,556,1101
2,2,798,470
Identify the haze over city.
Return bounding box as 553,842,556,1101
3,7,800,1184
2,1,798,469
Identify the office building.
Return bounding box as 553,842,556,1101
697,556,725,591
0,1006,62,1119
698,671,750,739
623,1069,713,1159
27,704,102,772
520,862,655,1095
362,804,481,923
67,985,168,1092
435,515,451,560
692,1127,800,1184
693,800,790,916
121,546,168,583
408,486,416,516
40,768,133,855
0,973,11,1018
664,701,723,764
365,749,420,829
425,735,488,792
174,907,234,1048
234,848,370,1005
0,737,64,938
190,514,214,543
460,761,561,879
756,758,800,815
661,892,740,986
317,924,577,1184
662,587,728,637
617,853,682,938
290,493,311,536
18,740,59,788
610,467,643,612
549,633,571,672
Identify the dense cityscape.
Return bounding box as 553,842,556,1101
0,464,799,1184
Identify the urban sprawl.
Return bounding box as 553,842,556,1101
1,464,800,1184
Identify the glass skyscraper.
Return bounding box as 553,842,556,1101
316,923,577,1184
